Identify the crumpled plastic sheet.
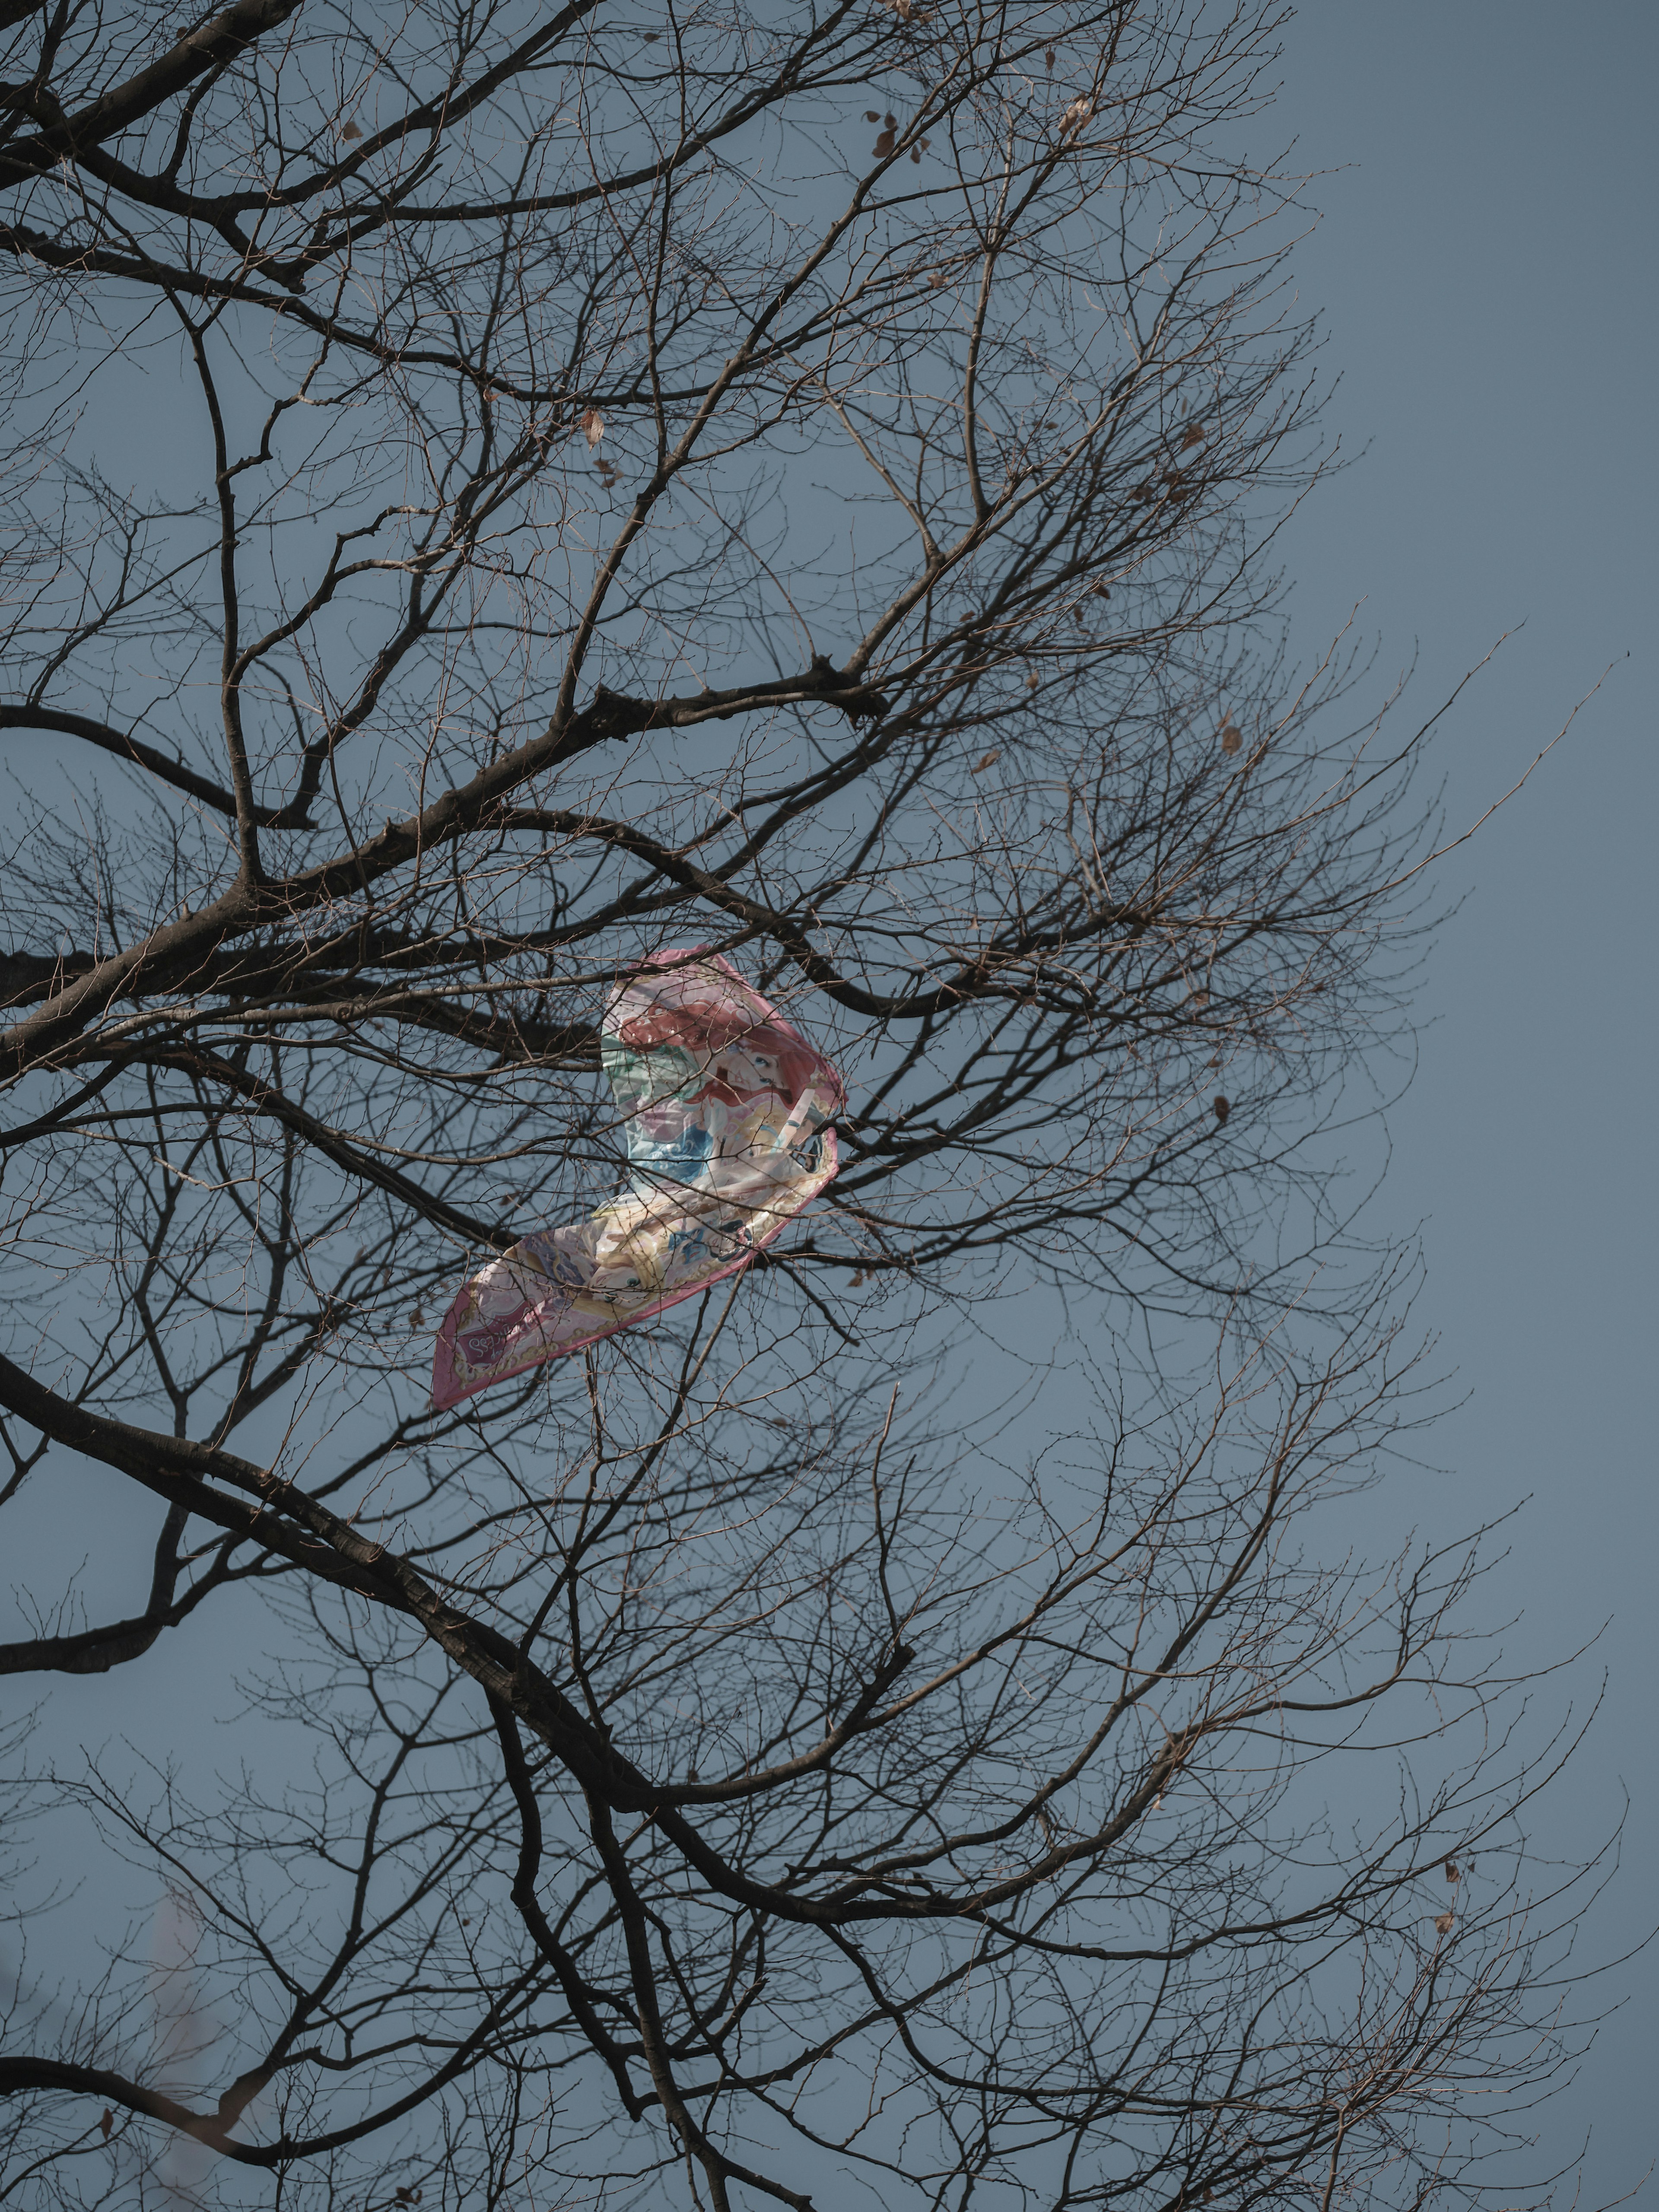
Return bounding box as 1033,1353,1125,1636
432,950,844,1409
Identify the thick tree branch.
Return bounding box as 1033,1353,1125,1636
0,670,888,1081
0,704,317,827
0,1,304,182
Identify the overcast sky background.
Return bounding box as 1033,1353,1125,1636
1268,5,1656,2201
3,5,1654,2202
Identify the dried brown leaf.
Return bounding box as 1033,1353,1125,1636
972,750,1000,773
1434,1911,1455,1936
1445,1860,1460,1882
874,129,896,156
580,406,604,448
99,2110,113,2140
865,111,880,122
1220,721,1243,755
1181,422,1206,448
340,120,362,141
1212,1096,1230,1123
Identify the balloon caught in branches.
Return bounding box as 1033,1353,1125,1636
432,954,842,1408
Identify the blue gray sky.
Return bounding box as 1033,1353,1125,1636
1274,5,1656,2198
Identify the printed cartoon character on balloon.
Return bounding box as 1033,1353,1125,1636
605,994,830,1196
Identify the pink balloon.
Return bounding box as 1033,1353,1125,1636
432,951,843,1408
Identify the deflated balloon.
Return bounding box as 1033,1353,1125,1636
432,951,843,1408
